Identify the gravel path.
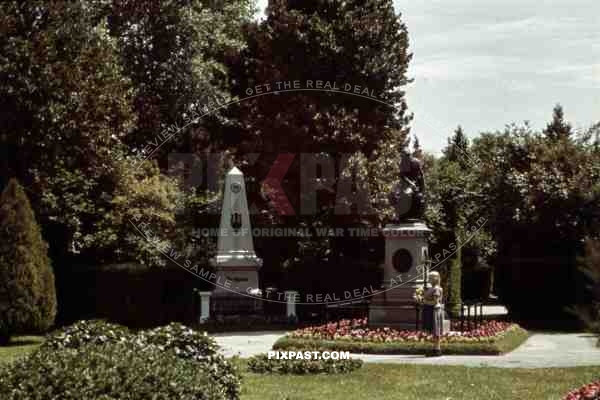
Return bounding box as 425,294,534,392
213,331,600,368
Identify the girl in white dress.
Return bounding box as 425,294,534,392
423,271,443,356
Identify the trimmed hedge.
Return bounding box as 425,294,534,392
273,326,529,355
54,263,208,328
0,343,229,400
247,353,362,374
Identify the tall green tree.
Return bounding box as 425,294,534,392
224,0,413,295
107,0,255,158
228,0,413,220
0,1,197,267
426,126,495,314
443,125,469,168
0,0,137,259
544,104,572,142
0,1,135,189
231,0,411,158
471,115,600,325
0,179,56,344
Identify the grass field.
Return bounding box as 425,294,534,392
240,363,600,400
1,335,597,400
0,336,44,365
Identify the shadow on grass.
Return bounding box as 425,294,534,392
3,339,43,347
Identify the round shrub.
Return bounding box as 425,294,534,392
0,343,229,400
247,353,363,374
138,323,241,399
42,320,131,350
138,322,219,359
39,320,242,399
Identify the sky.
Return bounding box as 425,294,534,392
255,0,600,153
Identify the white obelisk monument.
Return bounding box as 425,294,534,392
210,167,262,315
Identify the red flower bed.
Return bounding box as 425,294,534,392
288,318,518,343
564,382,600,400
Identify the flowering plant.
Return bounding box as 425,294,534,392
413,285,425,304
288,318,520,344
564,382,600,400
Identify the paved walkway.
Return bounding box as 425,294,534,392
213,331,600,368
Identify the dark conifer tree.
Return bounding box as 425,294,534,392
0,179,56,344
544,104,572,141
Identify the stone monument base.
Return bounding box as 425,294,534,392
369,288,451,332
367,221,450,333
212,266,262,317
369,285,420,330
211,292,263,317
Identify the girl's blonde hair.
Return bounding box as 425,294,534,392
428,271,441,283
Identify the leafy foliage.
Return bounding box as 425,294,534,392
225,0,413,299
0,343,230,400
139,323,241,400
137,322,219,359
231,0,412,193
545,104,573,142
42,320,131,351
470,110,600,323
247,353,363,374
576,239,600,336
40,320,242,399
0,179,56,344
0,1,134,262
425,127,494,310
0,1,240,267
0,1,135,189
107,0,254,156
40,154,184,266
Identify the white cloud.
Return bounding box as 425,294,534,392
396,0,600,150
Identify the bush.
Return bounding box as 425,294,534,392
139,323,241,399
39,320,241,399
247,353,362,374
138,322,219,359
0,343,229,400
0,179,57,345
42,320,131,350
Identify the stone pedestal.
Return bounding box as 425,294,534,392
285,291,299,320
198,291,211,323
369,221,431,330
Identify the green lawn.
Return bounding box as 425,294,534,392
1,336,598,400
0,336,44,365
240,363,600,400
